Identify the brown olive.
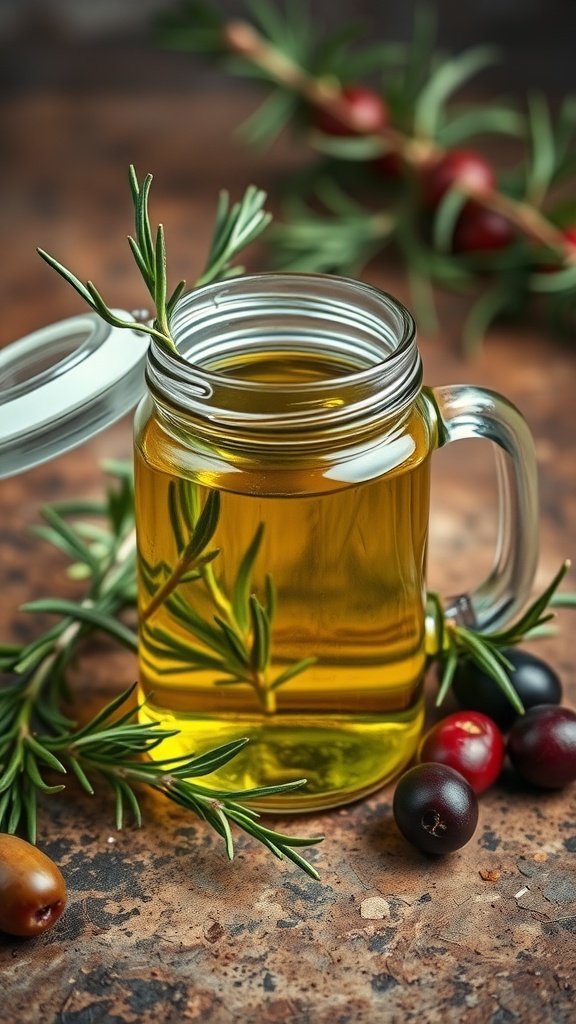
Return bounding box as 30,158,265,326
0,834,67,937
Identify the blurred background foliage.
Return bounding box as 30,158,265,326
1,0,575,349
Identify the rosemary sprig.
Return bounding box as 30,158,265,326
0,465,137,841
0,462,136,690
0,668,322,877
37,168,271,353
139,479,316,715
430,560,572,712
45,687,323,879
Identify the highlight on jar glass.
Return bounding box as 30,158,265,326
134,273,539,811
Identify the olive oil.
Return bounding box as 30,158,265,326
135,353,431,809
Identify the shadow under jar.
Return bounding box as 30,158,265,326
134,274,538,811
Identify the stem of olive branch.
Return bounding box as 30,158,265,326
223,19,576,263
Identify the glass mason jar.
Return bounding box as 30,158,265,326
133,273,538,812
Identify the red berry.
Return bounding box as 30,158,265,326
453,202,514,253
563,226,576,248
507,705,576,788
314,85,388,137
422,149,495,208
417,711,505,793
393,763,478,855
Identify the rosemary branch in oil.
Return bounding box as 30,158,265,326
139,479,316,715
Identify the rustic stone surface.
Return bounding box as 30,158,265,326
1,90,575,1023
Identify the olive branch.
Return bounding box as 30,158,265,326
160,0,576,347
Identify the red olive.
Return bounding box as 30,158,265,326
507,705,576,789
418,711,505,793
0,834,67,937
453,201,514,253
422,149,495,208
313,85,389,136
393,763,478,855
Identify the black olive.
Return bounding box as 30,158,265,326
450,648,562,731
507,705,576,788
393,763,478,855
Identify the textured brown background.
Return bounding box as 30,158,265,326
1,88,576,1023
2,0,576,93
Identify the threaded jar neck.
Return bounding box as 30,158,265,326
145,273,422,450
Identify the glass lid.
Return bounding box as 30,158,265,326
0,311,149,478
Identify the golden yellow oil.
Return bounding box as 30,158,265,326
135,353,431,811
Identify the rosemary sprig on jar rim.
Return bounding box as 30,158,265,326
37,165,271,354
159,1,576,347
37,166,314,719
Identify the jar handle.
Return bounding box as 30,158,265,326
427,384,539,635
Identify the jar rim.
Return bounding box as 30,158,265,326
166,272,416,385
146,272,422,443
